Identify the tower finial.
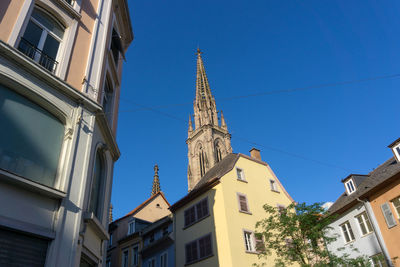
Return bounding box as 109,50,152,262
220,110,227,130
196,47,202,56
151,164,161,196
188,114,193,134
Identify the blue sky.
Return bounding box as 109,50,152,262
111,0,400,219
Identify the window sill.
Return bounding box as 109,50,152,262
83,212,109,240
245,250,260,255
183,214,210,230
237,179,248,183
185,254,214,266
344,240,355,245
360,231,374,238
239,210,252,215
0,168,66,200
271,189,280,193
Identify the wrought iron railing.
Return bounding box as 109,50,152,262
17,37,59,74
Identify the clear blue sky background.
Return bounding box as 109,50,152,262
111,0,400,219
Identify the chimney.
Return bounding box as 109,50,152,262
249,148,261,161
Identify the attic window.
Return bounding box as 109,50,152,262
393,144,400,162
345,179,356,195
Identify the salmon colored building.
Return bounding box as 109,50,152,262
0,0,132,266
368,138,400,266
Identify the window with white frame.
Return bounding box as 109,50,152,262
370,253,388,267
243,231,256,252
18,7,64,73
344,179,356,195
128,220,135,235
132,245,139,266
237,193,250,213
236,167,245,181
270,179,278,192
88,150,106,219
185,234,212,264
0,85,64,187
184,198,209,227
391,196,400,218
355,212,373,236
340,221,355,243
122,250,129,267
160,252,168,267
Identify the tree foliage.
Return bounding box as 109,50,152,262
255,202,373,267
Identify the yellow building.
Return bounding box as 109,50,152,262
170,50,296,267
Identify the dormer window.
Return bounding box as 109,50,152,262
393,144,400,162
388,138,400,162
345,179,356,195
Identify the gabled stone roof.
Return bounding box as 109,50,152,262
328,157,400,214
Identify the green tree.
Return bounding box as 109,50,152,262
254,202,372,267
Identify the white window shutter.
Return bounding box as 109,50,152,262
381,202,397,228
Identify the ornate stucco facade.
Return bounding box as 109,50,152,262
187,49,232,191
0,1,132,266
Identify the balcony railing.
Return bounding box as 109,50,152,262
17,37,59,74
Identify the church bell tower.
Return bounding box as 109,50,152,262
187,49,232,191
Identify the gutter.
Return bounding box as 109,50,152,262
356,197,393,266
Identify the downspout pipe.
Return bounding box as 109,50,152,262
356,197,393,266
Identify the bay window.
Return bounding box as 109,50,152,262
0,85,64,187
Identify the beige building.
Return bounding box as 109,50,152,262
0,0,132,266
107,167,171,267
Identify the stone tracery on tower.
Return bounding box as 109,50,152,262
187,49,232,191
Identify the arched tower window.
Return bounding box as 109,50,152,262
197,144,207,177
214,139,225,164
89,150,106,219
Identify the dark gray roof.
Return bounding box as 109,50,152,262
328,157,400,214
192,153,240,190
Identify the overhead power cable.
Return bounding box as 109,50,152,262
118,73,400,112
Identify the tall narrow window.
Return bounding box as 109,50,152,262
391,196,400,218
89,151,105,219
355,212,373,235
270,179,278,192
18,8,64,73
340,221,355,243
381,202,397,228
132,245,139,266
160,252,168,267
214,142,223,163
103,78,114,125
198,146,207,177
237,193,250,213
0,85,64,187
236,168,245,181
110,29,122,66
185,234,212,264
243,231,255,252
128,221,135,235
122,250,129,267
345,180,356,195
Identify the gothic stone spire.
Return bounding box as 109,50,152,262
151,164,161,196
187,49,232,191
